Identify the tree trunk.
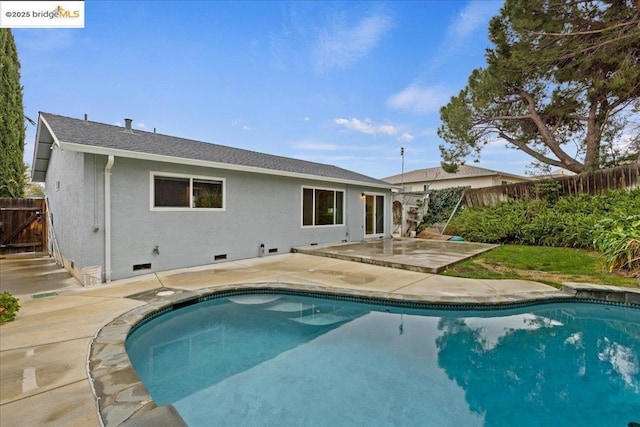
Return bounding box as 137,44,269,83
584,100,602,172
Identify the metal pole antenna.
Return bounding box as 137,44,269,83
400,147,405,193
400,147,406,237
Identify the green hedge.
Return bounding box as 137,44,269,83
446,188,640,249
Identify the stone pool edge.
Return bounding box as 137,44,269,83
89,281,639,426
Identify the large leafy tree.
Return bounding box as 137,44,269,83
438,0,640,173
0,28,26,197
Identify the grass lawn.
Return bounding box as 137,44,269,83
441,245,638,288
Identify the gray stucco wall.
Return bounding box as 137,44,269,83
49,152,391,281
45,147,87,273
80,154,107,271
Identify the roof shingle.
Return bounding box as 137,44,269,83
39,112,391,187
382,165,527,184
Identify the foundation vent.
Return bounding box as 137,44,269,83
268,248,278,254
133,263,152,271
214,254,227,261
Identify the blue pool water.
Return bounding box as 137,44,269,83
126,294,640,426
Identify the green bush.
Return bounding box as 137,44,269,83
593,215,640,274
0,292,20,323
447,188,640,249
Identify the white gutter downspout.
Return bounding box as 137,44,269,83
104,155,114,283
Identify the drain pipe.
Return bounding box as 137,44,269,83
104,155,114,283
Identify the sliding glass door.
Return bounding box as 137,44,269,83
364,194,385,237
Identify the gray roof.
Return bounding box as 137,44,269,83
32,112,392,188
382,164,529,185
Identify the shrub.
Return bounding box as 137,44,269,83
0,292,20,323
593,215,640,274
447,188,640,249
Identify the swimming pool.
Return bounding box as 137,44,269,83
126,293,640,426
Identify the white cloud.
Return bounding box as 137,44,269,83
448,2,499,41
387,85,451,115
399,132,414,142
136,122,146,129
427,1,501,71
334,117,398,136
313,13,393,71
268,5,393,72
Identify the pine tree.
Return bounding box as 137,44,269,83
438,0,640,174
0,28,26,197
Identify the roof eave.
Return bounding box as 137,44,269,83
58,141,394,189
31,114,60,182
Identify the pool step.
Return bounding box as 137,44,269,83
289,313,349,326
227,294,363,326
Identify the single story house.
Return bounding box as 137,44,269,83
382,165,530,191
31,112,394,282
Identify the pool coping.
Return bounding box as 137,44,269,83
89,281,640,426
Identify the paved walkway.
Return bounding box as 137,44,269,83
0,251,586,426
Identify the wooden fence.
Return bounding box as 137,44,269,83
464,163,639,207
0,198,47,254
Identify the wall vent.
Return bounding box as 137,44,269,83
214,254,227,261
310,243,318,246
268,248,278,254
133,263,152,271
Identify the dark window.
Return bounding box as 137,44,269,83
335,191,343,225
153,174,224,209
154,176,189,207
302,188,314,226
315,189,335,225
302,188,344,226
375,195,385,234
193,179,223,208
365,194,385,235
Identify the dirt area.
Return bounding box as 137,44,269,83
416,230,452,241
468,260,621,288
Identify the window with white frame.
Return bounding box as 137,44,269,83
302,187,344,226
151,172,224,210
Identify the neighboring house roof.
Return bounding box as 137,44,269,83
536,168,577,179
381,165,529,185
32,112,392,188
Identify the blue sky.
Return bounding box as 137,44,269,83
16,0,535,180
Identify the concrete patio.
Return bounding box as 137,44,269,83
0,249,632,426
293,238,498,273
